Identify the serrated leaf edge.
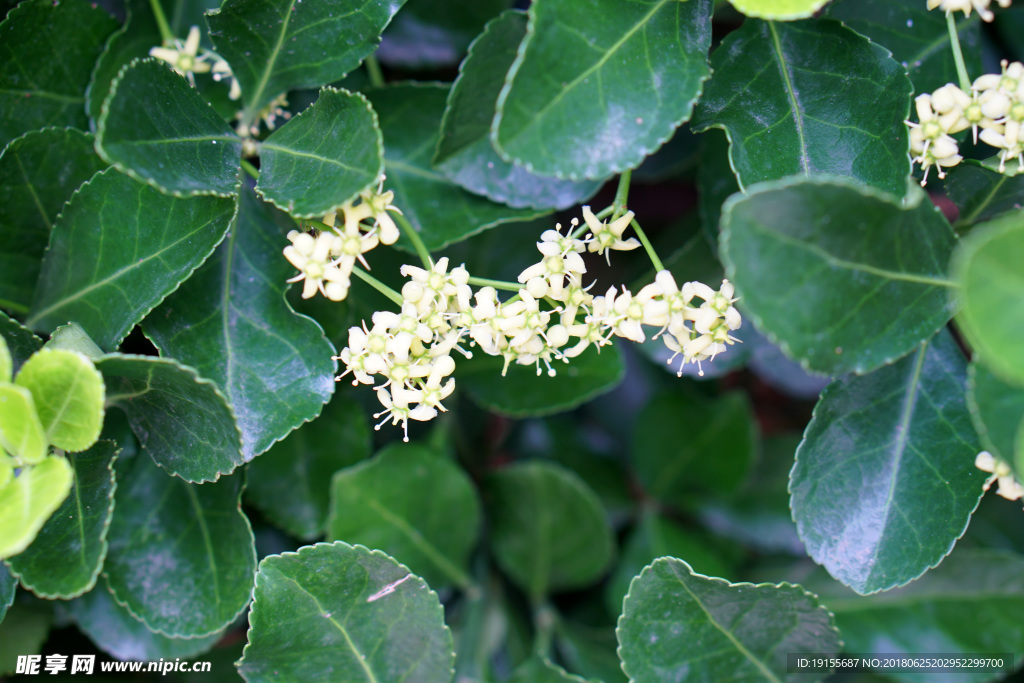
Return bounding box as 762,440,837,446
614,556,843,683
490,0,714,181
95,57,242,200
236,541,456,681
7,441,121,600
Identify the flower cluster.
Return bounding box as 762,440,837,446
927,0,1012,22
907,61,1024,183
976,451,1024,502
332,207,742,438
284,181,402,301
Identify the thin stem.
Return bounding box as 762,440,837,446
611,170,632,221
631,218,665,272
393,212,433,269
467,276,522,292
946,12,971,91
532,603,556,658
352,266,403,306
148,0,174,44
364,55,385,89
240,159,260,180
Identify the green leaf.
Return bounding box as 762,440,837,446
0,0,119,147
45,322,104,359
367,84,545,251
605,510,732,618
27,168,237,350
0,312,43,375
616,557,841,683
257,87,383,217
434,10,602,210
68,583,222,661
103,453,255,638
94,354,244,482
15,349,105,453
5,441,117,599
954,210,1024,386
632,391,756,505
692,19,912,197
484,460,614,600
0,338,7,383
96,59,242,198
0,384,47,464
86,0,163,128
247,395,370,540
808,550,1024,683
826,0,983,95
721,177,956,375
492,0,713,180
0,563,14,623
968,361,1024,479
144,185,334,462
0,601,52,675
508,656,596,683
697,128,740,249
0,128,107,314
458,343,624,418
949,161,1024,229
554,622,628,683
326,442,480,590
790,330,985,595
207,0,409,127
378,0,511,69
238,542,455,683
0,455,74,559
728,0,829,19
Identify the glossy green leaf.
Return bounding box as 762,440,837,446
693,19,911,197
45,322,104,359
697,128,740,249
0,337,7,383
257,88,382,217
809,550,1024,683
827,0,983,95
632,391,756,505
238,542,455,683
969,361,1024,479
86,0,163,128
368,84,544,251
0,313,43,375
247,395,370,540
0,384,46,465
378,0,511,69
434,11,602,210
728,0,829,19
554,621,628,683
144,185,334,461
492,0,712,180
949,161,1024,229
6,441,117,599
0,563,14,623
617,557,841,683
103,453,255,638
484,460,614,600
721,177,957,375
790,330,985,595
605,510,732,618
94,354,244,482
0,0,118,147
69,583,221,661
96,59,242,197
207,0,408,127
0,455,74,559
508,657,596,683
458,343,624,418
326,442,480,590
27,168,237,350
0,128,107,314
954,210,1024,386
15,349,105,453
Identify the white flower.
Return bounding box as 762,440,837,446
976,451,1024,501
582,205,640,261
283,231,351,300
149,26,212,80
927,0,1012,22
